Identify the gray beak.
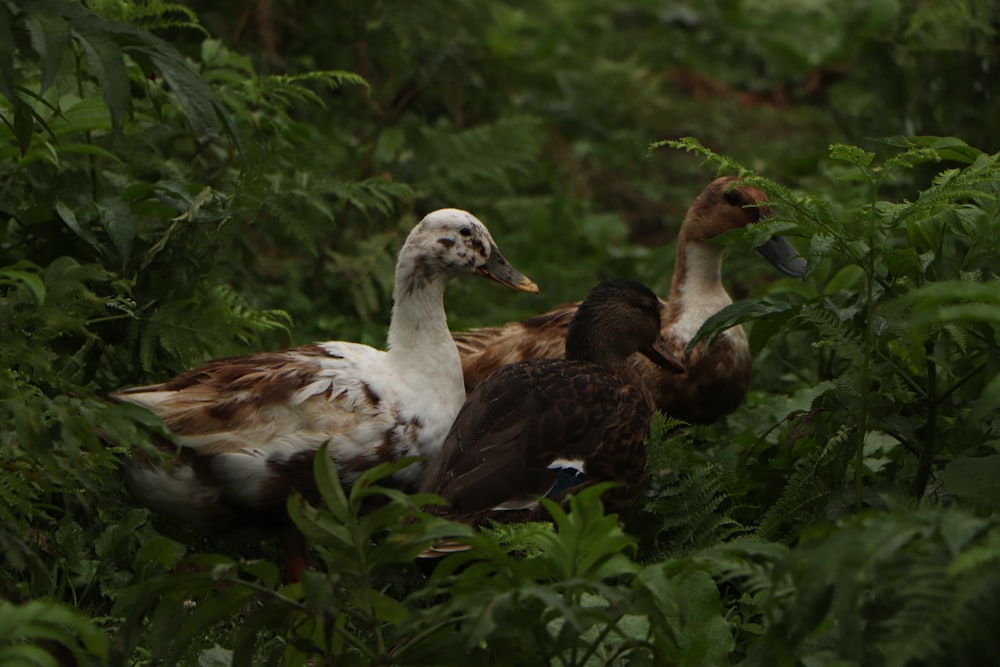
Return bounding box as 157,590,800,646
756,236,807,278
642,338,685,374
475,244,539,293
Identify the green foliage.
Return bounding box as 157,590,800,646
746,508,1000,667
3,0,1000,665
0,599,109,666
681,135,1000,518
0,0,384,653
637,413,749,558
114,463,718,666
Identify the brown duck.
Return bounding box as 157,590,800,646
420,279,684,531
454,177,806,424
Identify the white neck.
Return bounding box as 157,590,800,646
386,261,460,374
384,259,466,459
670,239,734,343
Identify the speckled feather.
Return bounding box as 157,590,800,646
114,209,538,538
421,279,682,528
455,177,806,424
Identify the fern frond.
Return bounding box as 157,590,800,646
480,521,555,558
88,0,204,34
748,509,1000,666
798,301,866,366
420,116,544,190
643,464,748,557
249,70,370,110
892,182,998,230
754,422,853,542
642,413,748,557
877,557,960,667
135,283,291,371
330,178,414,220
0,600,109,664
679,538,789,596
650,136,751,177
325,231,400,322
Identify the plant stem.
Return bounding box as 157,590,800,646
855,190,879,512
913,340,938,498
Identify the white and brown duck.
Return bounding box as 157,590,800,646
454,177,806,424
113,209,538,579
420,279,684,535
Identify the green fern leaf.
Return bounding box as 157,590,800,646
755,423,853,542
420,115,543,192
71,18,130,134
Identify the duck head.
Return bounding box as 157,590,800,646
686,176,807,278
566,279,685,374
400,209,539,294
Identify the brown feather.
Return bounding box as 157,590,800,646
422,279,673,532
453,177,799,424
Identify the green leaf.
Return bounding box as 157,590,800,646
233,602,294,667
70,19,130,135
55,200,102,255
312,444,349,523
709,217,799,253
0,600,109,664
687,297,798,351
0,643,59,667
160,585,256,663
149,595,187,659
941,456,1000,512
12,94,34,155
24,4,70,94
289,499,355,551
888,280,1000,326
970,374,1000,423
50,95,113,137
0,265,47,304
634,566,734,664
127,36,222,141
97,198,135,270
0,1,15,101
348,588,409,624
875,135,984,165
530,484,640,580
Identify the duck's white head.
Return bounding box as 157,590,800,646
397,209,539,295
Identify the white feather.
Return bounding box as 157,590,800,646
672,241,741,344
116,209,534,524
547,457,586,473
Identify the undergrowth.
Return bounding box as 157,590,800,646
2,0,1000,665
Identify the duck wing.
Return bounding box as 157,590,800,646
454,304,576,388
422,358,642,518
117,341,413,519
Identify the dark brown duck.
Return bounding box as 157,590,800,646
421,279,684,532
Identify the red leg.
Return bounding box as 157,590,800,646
282,528,309,583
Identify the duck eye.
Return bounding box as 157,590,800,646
723,189,743,206
459,227,472,237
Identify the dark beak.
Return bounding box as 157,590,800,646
475,244,539,293
756,235,807,278
642,338,685,374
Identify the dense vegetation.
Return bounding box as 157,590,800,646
2,0,999,664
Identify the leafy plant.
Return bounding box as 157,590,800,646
113,458,739,667
3,0,1000,665
670,135,1000,518
745,507,1000,666
0,0,384,648
0,599,109,665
